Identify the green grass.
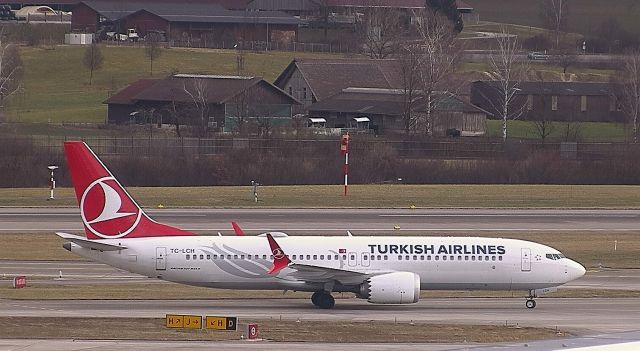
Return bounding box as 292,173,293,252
7,46,343,124
486,120,629,142
5,185,640,208
465,0,640,36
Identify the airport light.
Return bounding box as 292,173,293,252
47,165,59,200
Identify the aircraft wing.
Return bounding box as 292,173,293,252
265,233,385,286
285,263,376,285
56,232,127,251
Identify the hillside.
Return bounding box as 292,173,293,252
8,45,341,123
465,0,640,36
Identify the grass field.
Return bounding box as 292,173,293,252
485,120,629,142
2,231,638,268
0,317,562,342
8,46,341,124
3,184,640,208
465,0,640,36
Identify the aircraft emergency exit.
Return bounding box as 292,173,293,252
58,141,586,309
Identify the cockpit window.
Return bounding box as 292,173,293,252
546,253,565,260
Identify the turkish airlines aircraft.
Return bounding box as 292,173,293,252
58,141,586,309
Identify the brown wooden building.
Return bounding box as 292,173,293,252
71,0,301,43
104,74,300,132
471,81,625,123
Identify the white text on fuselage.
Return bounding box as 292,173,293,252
368,244,506,255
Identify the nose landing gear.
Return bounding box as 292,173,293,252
525,299,537,309
311,291,335,309
526,289,537,309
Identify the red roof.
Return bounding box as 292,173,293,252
104,79,160,105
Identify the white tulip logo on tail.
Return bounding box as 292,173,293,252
80,177,141,239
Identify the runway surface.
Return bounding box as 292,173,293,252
2,261,640,290
1,208,640,233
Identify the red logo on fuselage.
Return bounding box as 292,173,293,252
81,177,141,239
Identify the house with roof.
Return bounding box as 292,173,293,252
274,58,402,109
71,0,301,43
104,74,300,132
471,81,625,123
308,87,488,136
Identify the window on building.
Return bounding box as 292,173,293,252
552,96,558,111
303,87,307,100
289,86,293,95
581,95,587,112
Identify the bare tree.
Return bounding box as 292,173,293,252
397,43,421,133
617,50,640,143
540,0,570,49
485,27,529,142
531,74,555,143
182,78,210,136
83,43,104,85
357,2,405,59
0,36,23,120
163,99,197,137
145,32,163,76
413,8,462,136
554,49,576,74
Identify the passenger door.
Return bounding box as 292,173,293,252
156,247,167,270
521,248,531,272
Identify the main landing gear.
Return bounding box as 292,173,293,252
526,290,537,309
311,291,335,309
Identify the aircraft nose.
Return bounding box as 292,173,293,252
567,260,586,281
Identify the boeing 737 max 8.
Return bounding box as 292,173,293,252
58,141,586,309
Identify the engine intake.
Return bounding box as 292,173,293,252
359,272,421,304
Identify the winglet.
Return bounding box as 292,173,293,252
266,233,291,275
231,221,245,236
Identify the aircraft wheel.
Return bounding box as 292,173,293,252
316,293,335,309
311,291,323,307
526,299,536,309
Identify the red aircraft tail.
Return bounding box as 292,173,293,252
64,141,196,240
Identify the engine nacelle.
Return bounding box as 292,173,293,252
359,272,421,304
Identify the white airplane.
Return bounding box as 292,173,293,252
58,141,586,309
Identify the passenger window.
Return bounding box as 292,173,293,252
313,255,318,260
342,255,346,260
335,255,340,260
193,254,198,260
263,255,267,260
306,255,311,260
327,255,331,260
270,255,274,259
450,255,454,261
457,255,462,261
384,255,388,260
206,255,211,260
200,254,204,260
435,256,439,261
186,255,190,260
227,255,232,259
478,256,482,261
241,255,245,259
465,256,469,261
443,256,447,261
320,255,325,260
292,255,297,260
499,256,503,261
213,255,218,259
398,255,403,260
420,255,424,261
405,255,410,261
492,256,496,261
350,255,355,260
233,255,238,259
427,255,431,260
378,255,382,260
413,255,417,260
370,256,375,261
471,256,476,261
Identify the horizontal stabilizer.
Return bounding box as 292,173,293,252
56,232,127,251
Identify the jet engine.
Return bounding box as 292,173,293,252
359,272,421,304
